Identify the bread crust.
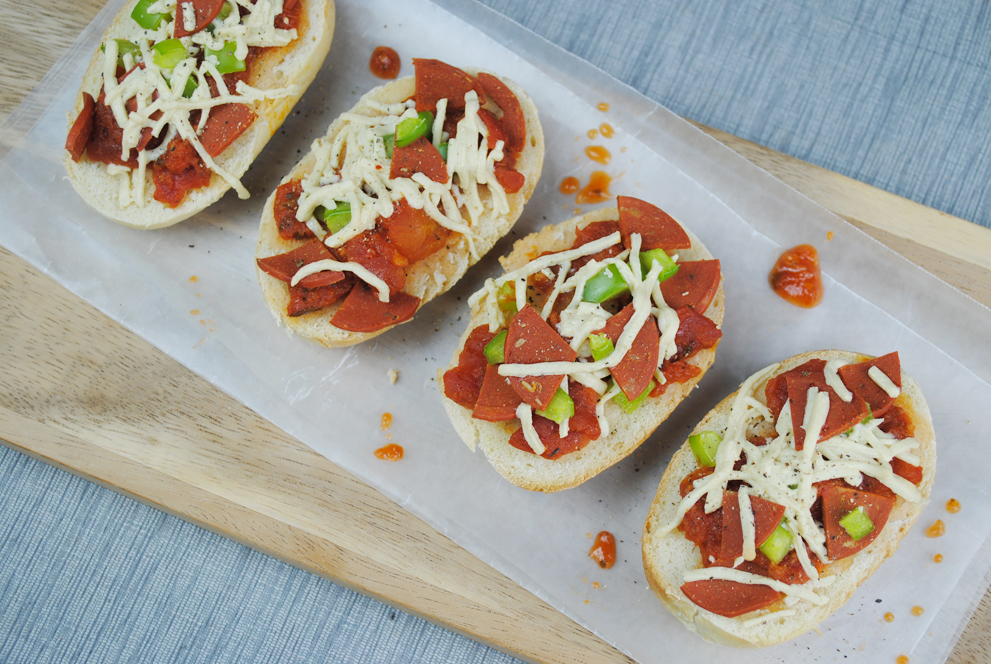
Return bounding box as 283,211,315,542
440,207,725,493
254,70,545,347
64,0,336,228
642,350,936,647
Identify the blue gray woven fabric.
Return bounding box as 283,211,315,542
3,1,990,663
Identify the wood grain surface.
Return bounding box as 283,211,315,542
1,1,989,663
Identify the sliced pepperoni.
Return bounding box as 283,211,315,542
681,579,781,618
256,241,342,289
567,220,624,276
879,405,914,440
443,326,497,410
379,198,450,263
340,229,408,296
673,306,722,360
66,92,96,162
784,359,871,450
568,381,602,440
821,483,896,561
891,457,923,486
595,304,659,400
287,274,355,317
476,108,506,150
413,59,485,112
174,0,226,37
506,381,599,459
329,282,420,333
389,136,448,184
442,108,465,140
472,364,523,422
273,179,314,240
659,260,721,314
151,140,212,207
837,352,902,417
494,165,525,194
85,92,136,167
504,305,577,411
274,0,301,30
198,103,257,157
719,491,786,562
617,196,692,251
649,360,701,397
476,72,526,153
767,548,815,585
156,137,202,175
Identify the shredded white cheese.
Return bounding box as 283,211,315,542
869,365,901,398
516,403,545,455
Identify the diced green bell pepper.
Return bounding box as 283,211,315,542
205,41,245,74
394,111,434,148
839,506,875,541
316,203,352,234
638,248,680,282
484,329,507,365
152,39,187,70
689,430,722,467
537,388,575,423
582,264,629,303
101,39,142,67
759,522,793,565
437,142,449,161
131,0,168,30
496,281,517,316
612,380,655,414
588,333,614,362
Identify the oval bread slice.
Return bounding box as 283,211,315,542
64,0,335,228
642,350,936,647
255,70,545,347
440,206,725,492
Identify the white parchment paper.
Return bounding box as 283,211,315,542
3,0,991,662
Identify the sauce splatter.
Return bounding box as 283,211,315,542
381,412,393,430
369,46,401,79
897,656,909,664
769,244,824,308
190,309,200,315
925,520,945,538
596,102,610,112
585,146,611,165
592,581,600,589
560,176,580,194
587,129,598,139
189,275,198,283
826,231,834,241
576,171,612,204
911,606,924,616
946,498,961,513
934,553,944,563
600,123,614,138
589,531,616,569
374,443,404,461
884,612,895,622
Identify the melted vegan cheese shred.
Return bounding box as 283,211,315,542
662,359,924,609
97,0,299,206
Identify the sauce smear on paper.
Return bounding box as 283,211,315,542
589,531,616,569
925,520,945,538
369,46,401,79
946,498,961,513
560,176,580,195
585,146,611,164
600,123,614,138
769,244,823,307
374,443,404,461
576,171,612,204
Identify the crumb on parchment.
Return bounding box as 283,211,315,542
387,369,399,384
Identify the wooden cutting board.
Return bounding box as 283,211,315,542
1,2,990,662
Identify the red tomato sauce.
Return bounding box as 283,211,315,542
769,244,824,307
589,531,617,569
369,46,401,79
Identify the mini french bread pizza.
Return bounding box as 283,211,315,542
254,59,544,345
64,0,334,227
440,197,724,492
642,350,936,647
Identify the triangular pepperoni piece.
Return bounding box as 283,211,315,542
890,458,923,486
659,260,721,314
443,326,496,410
199,103,257,157
785,360,871,450
821,483,896,561
472,364,523,422
673,306,722,360
174,0,225,37
379,199,450,263
389,136,449,183
617,196,692,251
720,491,787,562
287,275,355,317
413,59,485,112
508,413,592,459
504,305,577,411
681,579,782,618
329,282,420,333
837,352,902,417
476,108,507,150
257,241,343,289
595,304,659,400
66,92,96,162
476,72,526,153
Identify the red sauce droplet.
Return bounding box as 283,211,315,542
585,146,611,165
374,443,404,461
925,520,945,538
897,656,909,664
559,176,580,194
369,46,401,79
769,244,824,308
946,498,961,513
599,123,614,138
381,412,393,430
911,605,924,616
575,171,612,204
587,129,598,139
596,102,610,112
934,553,944,563
884,612,895,622
589,531,616,569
